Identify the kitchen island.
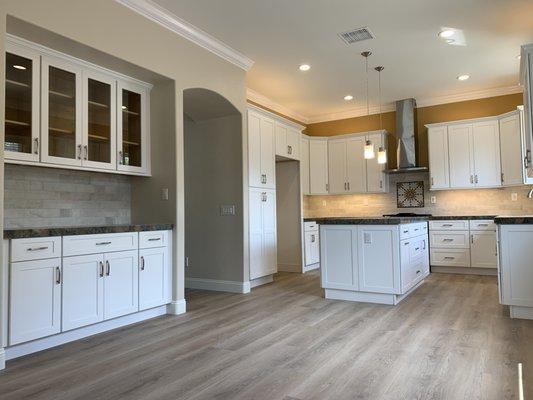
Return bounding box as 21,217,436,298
312,217,429,305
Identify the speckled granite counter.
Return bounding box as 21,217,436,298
4,223,174,239
430,215,496,220
304,217,429,225
494,216,533,224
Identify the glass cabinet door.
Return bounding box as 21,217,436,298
82,70,116,169
117,81,149,174
41,56,82,166
4,44,40,161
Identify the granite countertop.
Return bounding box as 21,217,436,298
4,223,174,239
494,216,533,225
430,215,496,220
304,217,429,225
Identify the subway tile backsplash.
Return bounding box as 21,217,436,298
4,164,131,229
304,173,533,218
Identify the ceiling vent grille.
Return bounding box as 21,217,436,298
338,27,375,44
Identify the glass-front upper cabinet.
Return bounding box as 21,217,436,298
117,80,149,174
41,55,82,166
82,70,116,170
4,43,40,162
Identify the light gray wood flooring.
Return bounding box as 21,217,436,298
0,271,532,399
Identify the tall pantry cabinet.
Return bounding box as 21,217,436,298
248,108,278,280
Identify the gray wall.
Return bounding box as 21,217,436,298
184,113,244,282
4,164,131,228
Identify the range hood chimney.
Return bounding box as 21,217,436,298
384,98,428,174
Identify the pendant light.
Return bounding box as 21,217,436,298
375,65,387,164
362,51,375,159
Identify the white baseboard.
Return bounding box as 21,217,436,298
0,347,5,370
325,280,425,305
303,263,320,273
431,266,497,276
6,306,167,361
250,274,273,288
510,306,533,320
167,299,187,315
185,277,250,294
277,263,301,273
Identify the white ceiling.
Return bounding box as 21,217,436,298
153,0,533,122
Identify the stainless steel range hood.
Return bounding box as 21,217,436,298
384,98,428,174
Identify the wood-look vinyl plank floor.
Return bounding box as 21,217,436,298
0,271,532,400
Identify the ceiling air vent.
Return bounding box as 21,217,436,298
338,27,375,44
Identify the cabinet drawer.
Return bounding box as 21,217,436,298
63,232,138,256
400,222,428,240
139,230,169,249
429,220,469,231
430,231,469,249
11,237,62,262
430,248,470,267
304,221,318,232
469,220,496,231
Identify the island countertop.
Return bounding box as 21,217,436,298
4,223,174,239
493,216,533,225
304,217,429,225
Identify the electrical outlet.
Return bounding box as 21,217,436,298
430,196,437,204
511,193,518,201
161,188,169,201
322,200,327,207
220,205,236,216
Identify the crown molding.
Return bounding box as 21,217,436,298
115,0,254,71
246,88,309,124
307,85,523,124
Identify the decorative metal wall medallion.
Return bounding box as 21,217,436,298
397,181,424,208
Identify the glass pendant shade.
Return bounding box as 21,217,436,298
364,140,375,159
377,147,387,164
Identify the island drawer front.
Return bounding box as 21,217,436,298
63,232,138,256
304,222,318,232
430,248,470,267
429,220,469,231
11,237,62,262
430,231,470,249
399,222,427,240
139,230,169,249
469,220,496,231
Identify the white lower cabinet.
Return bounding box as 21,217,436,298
470,232,497,268
9,258,62,345
103,250,139,320
139,247,171,310
320,226,358,291
249,188,277,280
62,254,104,331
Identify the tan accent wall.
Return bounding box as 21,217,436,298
305,93,524,168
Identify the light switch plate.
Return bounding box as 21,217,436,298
220,205,236,216
430,196,437,204
161,188,169,201
364,232,372,244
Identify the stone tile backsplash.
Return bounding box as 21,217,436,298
4,164,131,229
304,173,533,218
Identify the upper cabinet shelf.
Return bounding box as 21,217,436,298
4,36,152,176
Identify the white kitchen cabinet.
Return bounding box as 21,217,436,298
427,126,449,189
41,55,83,167
275,122,300,160
103,250,139,319
470,232,497,268
4,41,41,162
304,222,320,267
346,136,367,193
472,120,501,187
9,258,62,345
248,109,276,189
287,128,300,160
357,226,400,294
520,45,533,185
448,123,474,189
62,254,104,331
139,247,171,310
309,138,329,194
499,112,524,186
320,226,358,291
328,139,347,194
366,132,387,193
249,188,277,280
300,136,310,195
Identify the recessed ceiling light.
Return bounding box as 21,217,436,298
457,74,470,81
13,65,26,70
438,29,455,38
299,64,311,72
344,95,354,101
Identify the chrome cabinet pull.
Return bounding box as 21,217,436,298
478,223,488,227
148,237,161,241
403,230,409,234
475,175,479,184
470,175,474,184
416,270,421,274
55,267,61,284
27,246,48,252
379,180,383,189
443,238,454,242
431,177,434,186
96,241,112,246
325,183,329,192
415,247,420,251
442,224,453,227
77,144,82,159
347,182,350,190
501,173,504,183
105,260,110,276
311,234,315,243
33,137,39,155
444,256,455,260
99,261,104,277
423,240,426,250
118,151,123,165
404,242,410,246
84,145,88,160
471,234,474,244
140,256,145,271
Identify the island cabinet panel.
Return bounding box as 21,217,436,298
357,226,400,294
320,226,358,290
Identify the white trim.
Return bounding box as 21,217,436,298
307,103,396,124
247,89,309,125
510,305,533,320
115,0,254,71
250,274,273,288
277,263,301,273
416,85,523,108
185,277,251,294
0,348,5,370
166,299,187,315
5,306,167,361
431,266,497,276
